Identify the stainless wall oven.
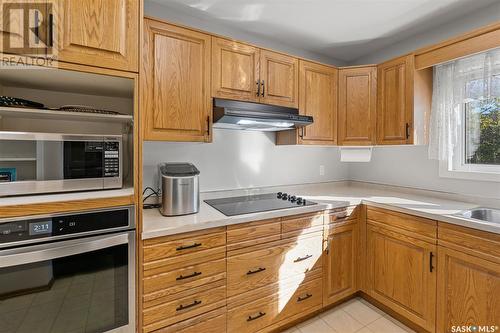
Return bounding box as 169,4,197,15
0,132,122,196
0,206,135,333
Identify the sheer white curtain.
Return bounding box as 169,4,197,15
428,48,500,161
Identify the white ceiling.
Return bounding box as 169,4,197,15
151,0,499,62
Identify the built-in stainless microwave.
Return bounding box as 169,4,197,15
0,132,122,196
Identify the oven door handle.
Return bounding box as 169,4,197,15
0,232,133,268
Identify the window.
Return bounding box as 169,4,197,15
431,49,500,182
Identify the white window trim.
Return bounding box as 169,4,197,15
439,160,500,182
439,109,500,182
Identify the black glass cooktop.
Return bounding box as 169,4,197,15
204,192,316,217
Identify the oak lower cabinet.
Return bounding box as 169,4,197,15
212,37,298,108
53,0,139,72
277,60,338,145
142,19,212,142
323,208,359,306
338,66,377,145
437,223,500,332
365,207,437,333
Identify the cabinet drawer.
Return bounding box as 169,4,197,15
143,283,226,332
154,307,227,333
325,206,358,224
282,212,324,237
227,241,288,297
143,258,226,297
227,278,322,333
227,235,322,297
227,218,281,251
143,230,226,263
367,207,436,241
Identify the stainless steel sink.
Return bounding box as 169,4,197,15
455,208,500,224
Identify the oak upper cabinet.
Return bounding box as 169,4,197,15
212,38,298,108
323,220,358,306
366,208,437,332
53,0,139,72
338,66,377,145
212,38,260,102
437,223,500,332
277,61,337,145
259,49,299,108
376,54,414,145
142,19,212,142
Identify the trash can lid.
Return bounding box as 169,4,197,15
159,163,200,177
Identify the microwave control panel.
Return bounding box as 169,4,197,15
104,141,120,177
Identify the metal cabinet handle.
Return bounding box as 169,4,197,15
294,254,313,262
247,267,266,275
48,13,54,47
429,252,435,272
247,311,266,322
176,271,202,281
176,300,202,311
206,116,210,137
299,127,304,139
405,123,410,139
297,293,312,302
176,243,202,251
256,80,261,96
261,80,265,97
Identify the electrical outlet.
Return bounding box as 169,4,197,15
319,165,325,176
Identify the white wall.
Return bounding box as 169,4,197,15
348,146,500,199
351,1,500,65
144,0,346,66
143,129,349,192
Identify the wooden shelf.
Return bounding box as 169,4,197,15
0,106,133,123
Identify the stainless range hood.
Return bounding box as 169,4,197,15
212,98,313,131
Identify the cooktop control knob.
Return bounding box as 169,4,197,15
302,199,307,205
277,192,283,198
289,195,296,202
282,195,289,200
296,197,303,204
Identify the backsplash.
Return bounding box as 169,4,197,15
143,129,349,192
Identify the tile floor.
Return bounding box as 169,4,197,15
284,297,415,333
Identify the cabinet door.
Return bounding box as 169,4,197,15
259,50,298,108
211,37,260,102
338,66,377,145
299,60,338,145
142,19,211,142
323,222,358,306
377,55,414,145
437,246,500,333
0,0,48,57
366,223,436,332
54,0,138,72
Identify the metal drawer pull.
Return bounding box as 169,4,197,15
247,267,266,275
297,293,312,302
294,254,313,262
176,243,202,251
247,311,266,322
176,300,202,311
176,271,202,280
256,80,261,96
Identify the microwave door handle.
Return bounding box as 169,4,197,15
0,232,132,268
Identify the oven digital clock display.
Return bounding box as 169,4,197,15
29,221,52,235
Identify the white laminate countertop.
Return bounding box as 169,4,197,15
142,181,500,239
